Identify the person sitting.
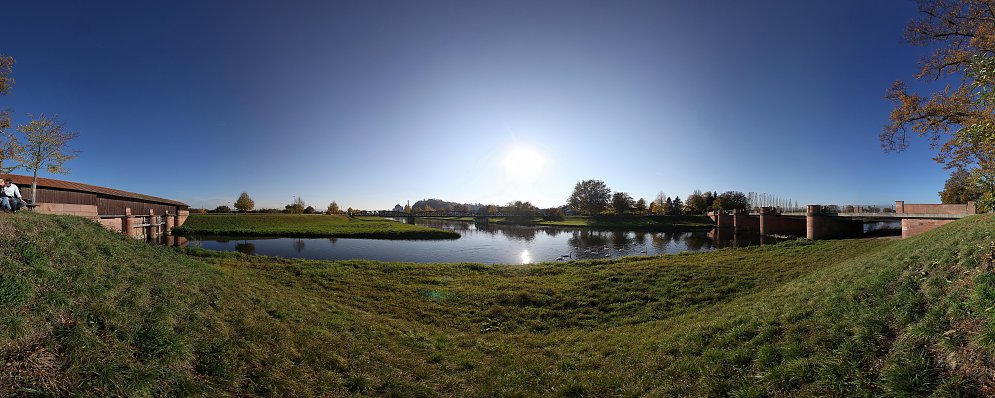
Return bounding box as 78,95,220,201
0,178,7,212
2,179,25,212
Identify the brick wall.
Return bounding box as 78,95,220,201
97,218,123,232
734,213,759,231
901,219,956,238
760,214,807,236
897,201,975,215
34,203,99,219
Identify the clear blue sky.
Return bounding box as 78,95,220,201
0,0,948,209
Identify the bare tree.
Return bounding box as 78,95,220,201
17,115,79,203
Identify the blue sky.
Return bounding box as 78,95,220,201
0,0,950,209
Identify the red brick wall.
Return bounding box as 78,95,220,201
901,219,956,238
34,203,99,219
898,202,975,215
97,218,123,232
734,214,759,231
715,213,734,229
760,214,807,236
807,215,863,240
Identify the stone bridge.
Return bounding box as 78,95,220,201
710,201,976,240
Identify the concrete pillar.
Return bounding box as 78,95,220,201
148,209,156,242
895,201,905,214
806,205,824,240
164,211,175,235
122,208,135,238
177,209,190,227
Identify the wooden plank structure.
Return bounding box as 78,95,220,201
2,174,189,242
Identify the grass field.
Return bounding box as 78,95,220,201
426,215,715,229
2,212,994,396
172,213,460,239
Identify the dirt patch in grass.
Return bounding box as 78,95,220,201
0,338,71,396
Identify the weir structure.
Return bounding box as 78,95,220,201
710,201,976,240
3,174,189,244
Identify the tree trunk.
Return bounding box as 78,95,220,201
31,169,37,205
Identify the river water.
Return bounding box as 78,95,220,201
185,218,899,264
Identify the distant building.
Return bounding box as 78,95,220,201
393,204,404,212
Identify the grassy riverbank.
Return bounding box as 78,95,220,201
426,215,715,229
172,213,460,239
2,212,995,395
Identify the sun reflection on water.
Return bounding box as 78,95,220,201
520,249,532,264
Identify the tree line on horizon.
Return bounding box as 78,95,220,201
197,181,807,219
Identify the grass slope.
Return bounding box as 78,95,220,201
173,214,460,239
2,212,995,396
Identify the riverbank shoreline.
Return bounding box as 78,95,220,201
419,214,716,230
173,214,461,240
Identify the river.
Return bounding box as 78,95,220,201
185,218,899,264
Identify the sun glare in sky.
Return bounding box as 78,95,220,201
502,145,547,183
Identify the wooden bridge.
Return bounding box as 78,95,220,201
712,201,976,240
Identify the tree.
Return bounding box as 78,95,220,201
611,192,634,215
18,115,79,203
634,198,647,214
212,205,231,213
648,201,659,214
686,189,707,214
328,201,340,214
404,203,411,213
940,168,984,206
0,124,22,174
544,207,566,221
663,197,673,215
0,54,12,95
652,191,667,214
286,196,305,214
567,180,611,215
234,192,255,212
672,196,683,215
0,54,20,174
713,191,750,211
882,1,995,209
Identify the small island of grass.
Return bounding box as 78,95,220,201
172,213,460,239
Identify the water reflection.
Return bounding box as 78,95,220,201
235,242,256,255
186,218,878,264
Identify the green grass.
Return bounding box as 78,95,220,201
427,215,715,229
2,212,995,395
173,213,460,239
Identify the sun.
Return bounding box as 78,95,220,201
502,146,546,182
